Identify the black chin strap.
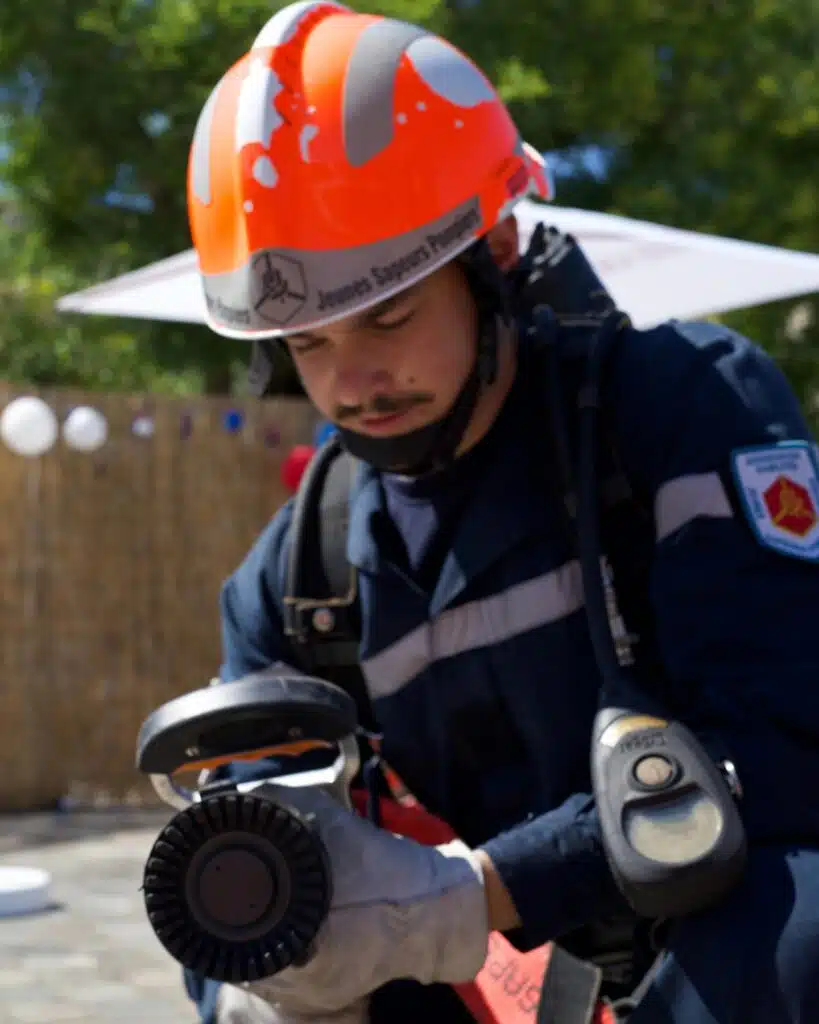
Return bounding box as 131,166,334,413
335,362,482,475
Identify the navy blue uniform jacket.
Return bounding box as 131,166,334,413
209,319,819,1022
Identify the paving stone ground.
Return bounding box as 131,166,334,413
0,808,197,1023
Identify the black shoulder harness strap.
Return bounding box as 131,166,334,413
282,433,378,730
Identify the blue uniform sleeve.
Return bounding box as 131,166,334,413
483,321,819,949
214,500,316,788
219,500,297,682
481,794,626,948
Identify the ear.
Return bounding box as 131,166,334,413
485,215,520,272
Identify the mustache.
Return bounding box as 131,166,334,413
334,392,434,422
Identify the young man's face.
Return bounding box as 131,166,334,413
283,218,520,439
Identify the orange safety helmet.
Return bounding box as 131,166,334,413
187,0,554,341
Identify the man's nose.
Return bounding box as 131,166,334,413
333,351,393,410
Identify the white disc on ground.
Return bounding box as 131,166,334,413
0,865,53,917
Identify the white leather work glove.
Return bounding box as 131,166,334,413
220,781,489,1023
216,983,367,1024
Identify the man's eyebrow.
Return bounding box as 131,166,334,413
286,287,420,345
350,287,419,330
361,287,419,321
287,329,321,345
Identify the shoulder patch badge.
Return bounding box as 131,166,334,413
731,441,819,561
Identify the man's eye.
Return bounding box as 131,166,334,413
290,338,324,355
373,310,414,332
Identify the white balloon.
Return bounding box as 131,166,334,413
0,396,59,457
131,415,155,438
62,405,108,453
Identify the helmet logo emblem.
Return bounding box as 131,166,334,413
252,252,308,326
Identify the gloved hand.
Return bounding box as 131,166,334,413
222,781,489,1022
217,983,367,1024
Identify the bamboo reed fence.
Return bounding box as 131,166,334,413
0,383,316,811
